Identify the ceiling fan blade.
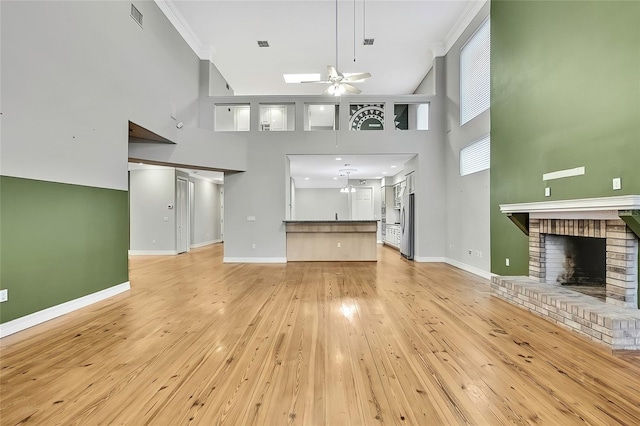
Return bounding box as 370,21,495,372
342,83,362,94
300,80,332,84
344,72,371,82
327,65,341,79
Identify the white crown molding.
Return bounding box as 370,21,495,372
500,195,640,214
154,0,211,61
444,0,489,54
223,257,287,264
431,42,447,58
0,282,130,338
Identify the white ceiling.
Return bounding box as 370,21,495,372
289,154,415,188
158,0,487,96
148,1,484,187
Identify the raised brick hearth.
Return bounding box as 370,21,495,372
491,276,640,350
495,196,640,349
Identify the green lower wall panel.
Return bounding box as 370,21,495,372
490,0,640,275
0,176,129,323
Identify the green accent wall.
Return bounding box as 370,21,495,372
490,0,640,275
0,176,129,323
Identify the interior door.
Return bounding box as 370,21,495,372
176,178,188,254
219,187,224,242
351,187,373,220
189,181,195,250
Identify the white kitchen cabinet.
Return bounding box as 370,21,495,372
393,183,402,208
385,224,400,249
406,172,415,194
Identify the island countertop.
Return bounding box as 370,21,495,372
283,220,379,223
284,220,378,261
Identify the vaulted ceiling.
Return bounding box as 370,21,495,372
156,0,487,96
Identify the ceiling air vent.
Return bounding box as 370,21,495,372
257,40,270,48
131,4,143,27
363,38,374,46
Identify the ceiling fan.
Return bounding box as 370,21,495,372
302,66,371,96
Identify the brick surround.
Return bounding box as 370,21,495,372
529,218,638,308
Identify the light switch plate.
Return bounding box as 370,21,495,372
613,178,621,190
544,187,551,197
0,289,8,302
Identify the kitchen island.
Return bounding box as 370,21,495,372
283,220,378,261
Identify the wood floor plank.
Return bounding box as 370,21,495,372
2,243,640,425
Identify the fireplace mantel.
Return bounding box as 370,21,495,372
501,195,640,214
500,195,640,220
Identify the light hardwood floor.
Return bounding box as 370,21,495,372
2,244,640,425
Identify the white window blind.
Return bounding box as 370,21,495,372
460,134,490,176
460,18,490,125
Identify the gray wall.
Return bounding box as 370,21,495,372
442,3,491,274
222,94,446,262
294,189,350,221
129,169,177,252
2,1,246,190
191,178,221,245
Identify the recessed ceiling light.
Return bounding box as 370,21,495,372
382,171,388,174
390,165,397,168
304,177,310,180
138,162,143,165
335,157,342,161
333,177,338,180
257,40,269,47
319,106,325,111
283,73,321,83
375,176,382,179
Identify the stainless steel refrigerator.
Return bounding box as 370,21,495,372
400,190,414,260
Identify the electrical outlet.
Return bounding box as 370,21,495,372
545,187,551,197
468,249,472,255
506,258,510,267
613,178,621,190
251,243,256,249
0,289,7,303
337,242,341,248
152,239,156,245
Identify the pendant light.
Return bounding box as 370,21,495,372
339,169,357,193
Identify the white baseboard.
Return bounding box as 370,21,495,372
444,258,492,280
223,257,287,264
128,250,177,256
414,256,446,262
190,239,221,249
413,256,492,280
0,282,131,338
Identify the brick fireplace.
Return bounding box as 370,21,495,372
529,218,637,308
492,196,640,349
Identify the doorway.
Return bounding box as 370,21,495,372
176,177,189,254
351,187,374,220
